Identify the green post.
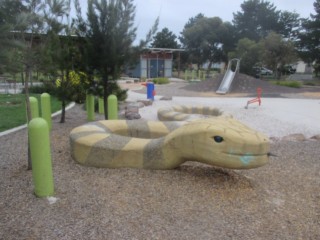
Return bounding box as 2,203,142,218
108,94,118,120
198,70,201,80
98,97,104,114
87,94,95,121
28,118,54,197
29,96,39,119
184,70,187,81
191,70,195,80
85,93,89,111
41,93,52,130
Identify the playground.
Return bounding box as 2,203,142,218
0,74,320,239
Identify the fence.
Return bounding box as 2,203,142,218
0,77,23,94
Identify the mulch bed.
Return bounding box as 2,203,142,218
1,80,320,239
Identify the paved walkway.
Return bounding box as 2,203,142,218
128,91,320,138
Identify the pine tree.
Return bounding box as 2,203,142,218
76,0,137,119
299,0,320,75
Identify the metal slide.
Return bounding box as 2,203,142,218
216,58,240,94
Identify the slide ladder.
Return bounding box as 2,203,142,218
216,58,240,94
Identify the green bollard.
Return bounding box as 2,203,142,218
98,97,104,114
184,70,187,81
29,96,39,119
108,94,118,120
85,93,89,111
28,118,54,197
41,93,52,130
87,94,95,121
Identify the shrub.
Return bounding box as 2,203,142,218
55,71,90,103
304,82,315,86
22,82,57,95
153,77,169,85
109,81,128,101
274,81,301,88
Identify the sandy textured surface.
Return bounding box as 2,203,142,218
1,77,320,239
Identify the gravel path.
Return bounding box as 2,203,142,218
132,73,320,98
1,78,320,239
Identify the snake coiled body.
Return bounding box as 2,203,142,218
157,105,226,121
70,108,270,169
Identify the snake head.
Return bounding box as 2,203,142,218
164,117,270,169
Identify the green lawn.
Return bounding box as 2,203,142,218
269,80,302,88
0,94,62,132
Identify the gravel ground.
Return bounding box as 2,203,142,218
1,77,320,239
133,73,320,99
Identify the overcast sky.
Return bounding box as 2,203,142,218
76,0,316,44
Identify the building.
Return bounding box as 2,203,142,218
295,60,313,74
126,48,184,78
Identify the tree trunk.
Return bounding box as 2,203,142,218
207,61,213,74
103,75,109,120
60,70,68,123
60,99,66,123
25,66,32,170
30,69,33,86
21,71,24,86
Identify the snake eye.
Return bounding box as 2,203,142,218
213,136,224,143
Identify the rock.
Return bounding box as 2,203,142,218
118,111,126,119
125,106,139,113
125,112,141,120
281,133,306,142
137,102,146,108
269,137,280,143
310,134,320,140
124,102,143,120
160,96,172,101
137,99,153,106
125,103,140,113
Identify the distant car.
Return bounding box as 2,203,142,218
280,65,296,75
253,67,273,75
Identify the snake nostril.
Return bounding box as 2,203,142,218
213,136,224,143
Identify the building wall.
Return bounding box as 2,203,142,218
125,52,173,78
140,55,172,78
295,60,313,74
296,61,306,73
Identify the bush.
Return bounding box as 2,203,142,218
114,88,128,102
110,81,128,101
22,82,57,95
304,82,315,86
93,81,128,101
274,81,301,88
152,77,169,85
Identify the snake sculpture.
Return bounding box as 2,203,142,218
70,105,270,170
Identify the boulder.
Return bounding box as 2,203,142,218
125,112,141,120
281,133,306,142
160,96,173,101
137,99,153,106
310,134,320,141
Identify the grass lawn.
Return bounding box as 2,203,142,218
269,80,302,88
0,94,62,132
